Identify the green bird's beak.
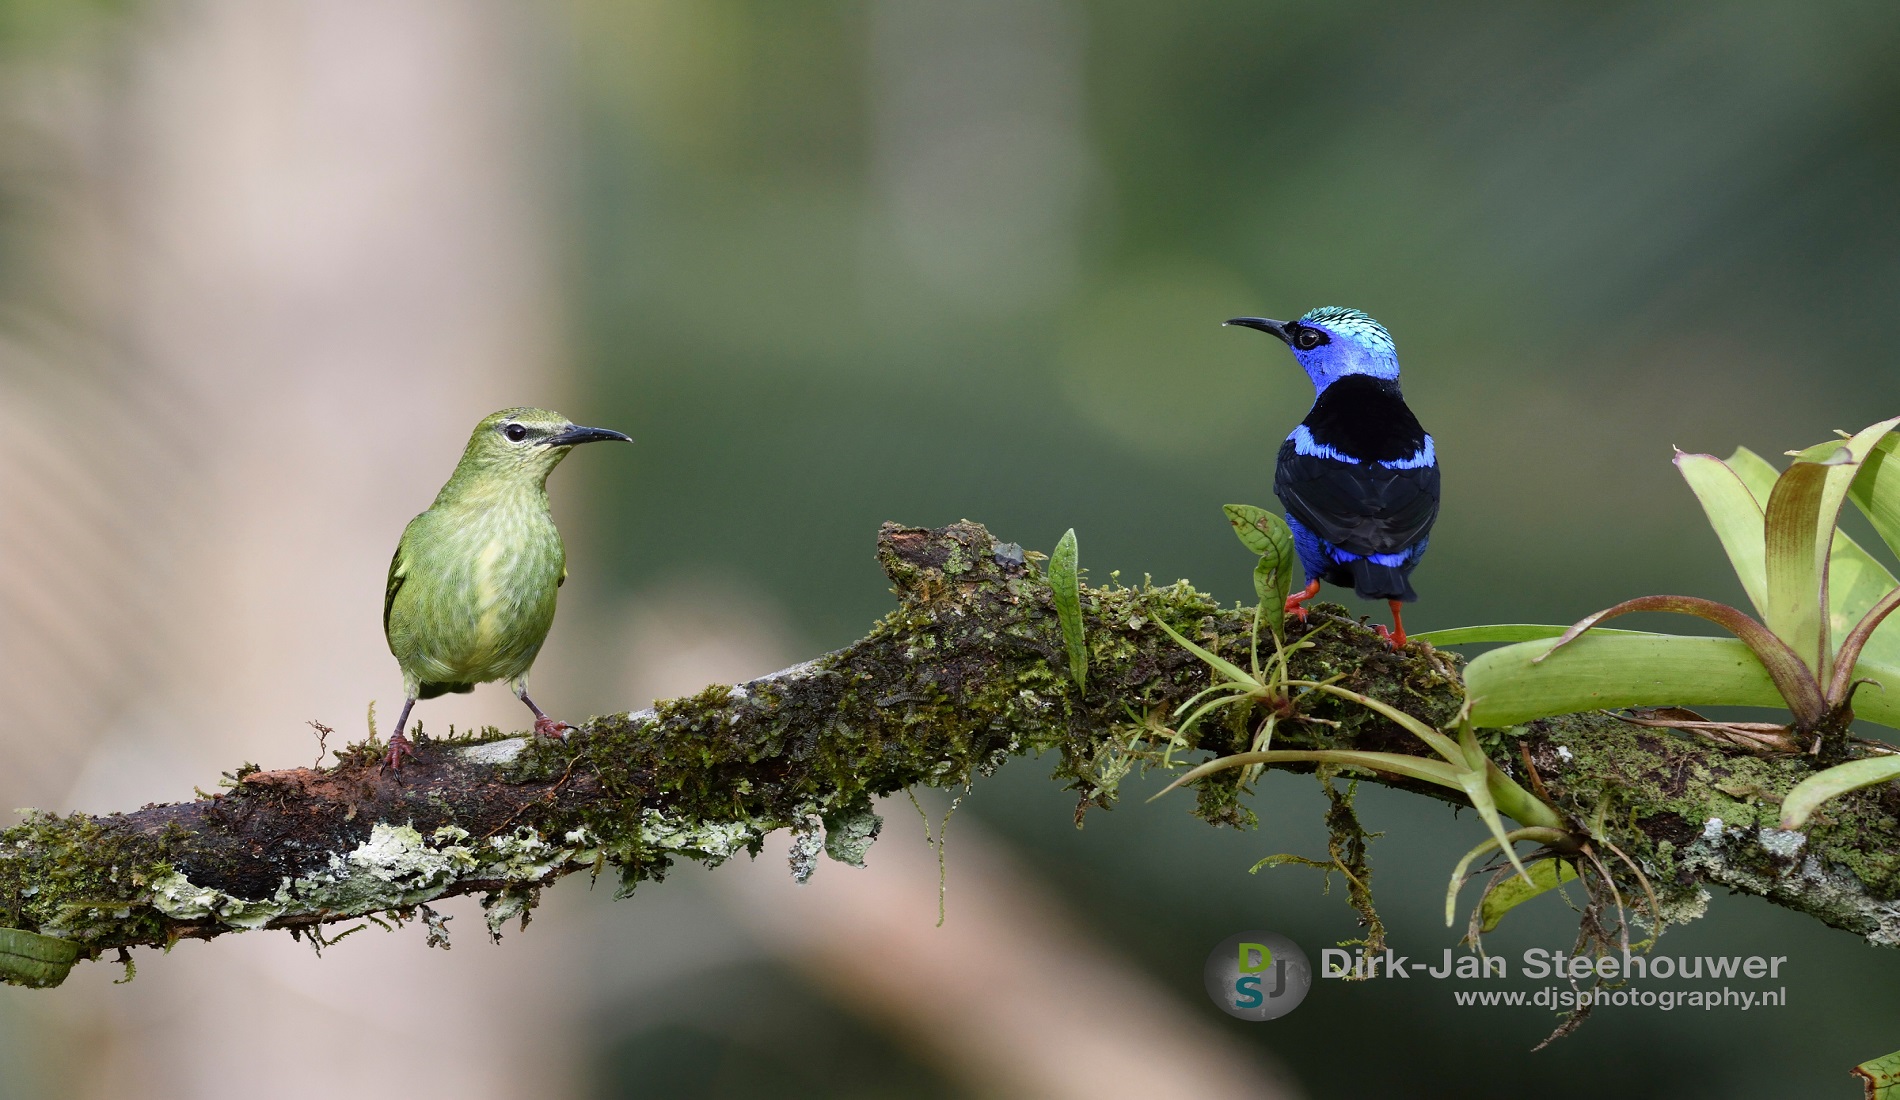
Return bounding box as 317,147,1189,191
543,425,633,447
1223,316,1291,344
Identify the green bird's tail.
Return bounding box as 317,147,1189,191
418,681,477,700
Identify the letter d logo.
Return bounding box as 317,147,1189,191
1238,942,1272,974
1206,931,1311,1021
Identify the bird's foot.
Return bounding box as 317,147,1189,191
1377,600,1409,650
1283,580,1321,622
533,715,573,742
383,731,418,770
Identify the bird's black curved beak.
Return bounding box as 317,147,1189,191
1224,317,1291,344
544,425,633,447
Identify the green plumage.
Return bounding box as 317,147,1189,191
382,407,630,762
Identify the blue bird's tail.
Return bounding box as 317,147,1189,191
1348,559,1417,603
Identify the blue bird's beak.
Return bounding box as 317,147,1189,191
1224,317,1291,344
543,425,633,447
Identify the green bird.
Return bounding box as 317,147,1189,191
382,407,631,768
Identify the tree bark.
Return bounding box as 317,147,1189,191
7,520,1900,984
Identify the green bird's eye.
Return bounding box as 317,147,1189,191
502,423,529,442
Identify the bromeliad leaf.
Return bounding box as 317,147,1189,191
1849,432,1900,561
1766,416,1900,680
1051,528,1087,690
1724,445,1900,668
1469,634,1802,729
1763,454,1842,678
1413,624,1660,646
1780,754,1900,830
1539,594,1827,728
1676,450,1769,618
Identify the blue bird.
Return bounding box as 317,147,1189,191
1226,307,1439,647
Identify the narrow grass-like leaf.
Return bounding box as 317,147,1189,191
1050,529,1087,690
1444,828,1570,926
1458,720,1532,884
0,928,79,989
1677,451,1768,618
1174,692,1257,740
1479,858,1580,933
1850,433,1900,562
1286,679,1462,764
1413,624,1661,646
1150,748,1467,801
1153,613,1260,689
1542,595,1826,727
1780,755,1900,830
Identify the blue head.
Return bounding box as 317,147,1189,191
1226,306,1398,393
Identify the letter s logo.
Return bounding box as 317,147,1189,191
1233,975,1264,1009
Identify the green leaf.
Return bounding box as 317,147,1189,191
1287,679,1463,765
1780,754,1900,830
1444,830,1571,927
1151,748,1468,802
1723,445,1780,503
1767,417,1900,681
0,928,80,989
1850,433,1900,562
1676,451,1769,618
1413,624,1661,646
1467,633,1810,728
1479,858,1579,933
1152,613,1260,690
1764,454,1842,677
1730,446,1900,669
1253,557,1288,635
1457,719,1532,885
1223,504,1284,557
1542,595,1826,727
1830,588,1900,705
1050,529,1086,690
1855,1048,1900,1098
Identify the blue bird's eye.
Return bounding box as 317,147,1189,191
503,423,529,442
1292,326,1328,351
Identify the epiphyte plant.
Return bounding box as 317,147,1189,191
1151,505,1565,889
1428,416,1900,829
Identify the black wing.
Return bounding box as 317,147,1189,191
1274,439,1440,556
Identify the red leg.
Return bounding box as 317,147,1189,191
1283,579,1321,622
1373,600,1408,649
519,689,573,741
383,697,419,770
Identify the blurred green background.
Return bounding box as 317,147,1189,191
573,2,1900,1096
4,1,1900,1097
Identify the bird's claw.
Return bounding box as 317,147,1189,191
1374,624,1407,650
383,732,418,770
534,716,573,742
1284,601,1311,623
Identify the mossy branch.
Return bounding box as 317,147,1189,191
6,520,1900,985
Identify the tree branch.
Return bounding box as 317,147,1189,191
6,520,1900,985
